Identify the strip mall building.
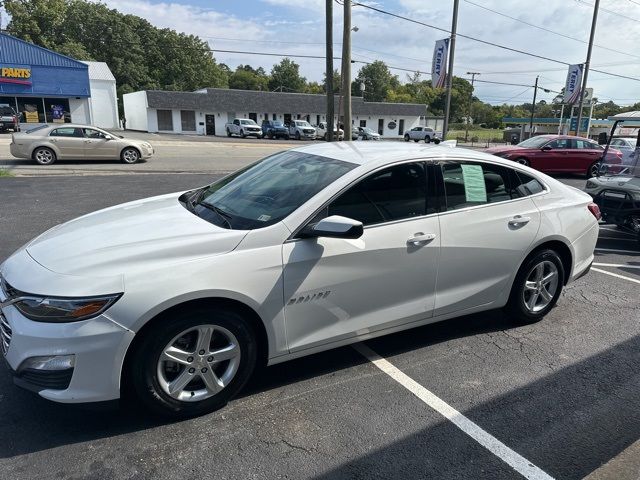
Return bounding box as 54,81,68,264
0,33,118,129
124,88,442,138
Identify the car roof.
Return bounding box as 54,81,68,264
531,134,594,141
289,142,511,168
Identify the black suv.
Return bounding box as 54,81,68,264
0,104,19,132
261,120,289,139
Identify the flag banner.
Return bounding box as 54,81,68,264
432,38,449,89
564,64,583,104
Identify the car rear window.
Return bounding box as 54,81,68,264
0,106,14,115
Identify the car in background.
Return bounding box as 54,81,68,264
10,124,154,165
404,126,437,143
487,135,622,178
287,120,316,140
609,137,638,166
356,127,381,141
261,120,289,139
225,119,263,138
0,104,19,132
315,122,344,141
0,142,599,417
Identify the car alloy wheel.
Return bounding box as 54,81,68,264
522,260,559,313
157,325,241,402
588,162,600,178
34,147,56,165
121,148,140,164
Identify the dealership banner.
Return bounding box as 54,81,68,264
432,38,449,88
563,64,583,104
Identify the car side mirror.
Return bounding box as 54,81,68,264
541,145,552,151
301,215,363,239
104,135,112,140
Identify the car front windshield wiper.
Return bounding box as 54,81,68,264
195,200,234,228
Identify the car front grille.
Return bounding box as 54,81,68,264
0,312,11,356
303,129,314,134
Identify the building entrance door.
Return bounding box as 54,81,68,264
398,119,405,135
378,118,384,135
205,115,216,135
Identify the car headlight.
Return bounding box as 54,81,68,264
8,292,122,323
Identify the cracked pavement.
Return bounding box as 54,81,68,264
0,173,638,480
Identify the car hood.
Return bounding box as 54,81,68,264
485,145,524,154
26,193,248,277
593,175,640,192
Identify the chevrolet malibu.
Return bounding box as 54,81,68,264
0,143,599,417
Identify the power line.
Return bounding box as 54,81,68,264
463,0,640,60
348,0,640,82
576,0,640,23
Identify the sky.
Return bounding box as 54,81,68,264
64,0,640,107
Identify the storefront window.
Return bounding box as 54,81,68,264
44,98,71,123
180,110,195,131
17,97,45,124
157,110,173,131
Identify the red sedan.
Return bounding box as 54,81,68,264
486,135,622,178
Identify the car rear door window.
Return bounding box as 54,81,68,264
50,127,83,137
511,171,545,197
547,139,570,149
441,161,514,210
327,162,429,225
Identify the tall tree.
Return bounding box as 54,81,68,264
268,58,306,92
352,61,399,102
228,65,269,91
323,69,341,93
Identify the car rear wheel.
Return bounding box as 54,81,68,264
404,134,410,142
128,307,257,418
515,157,530,167
587,162,600,178
33,147,56,165
504,249,564,324
121,147,140,164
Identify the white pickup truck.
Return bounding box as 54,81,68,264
225,118,263,138
287,120,316,140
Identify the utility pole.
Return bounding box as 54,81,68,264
326,0,334,141
529,75,539,137
341,0,352,141
465,72,480,141
575,0,600,137
442,0,459,140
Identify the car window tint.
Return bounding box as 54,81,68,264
547,139,570,149
442,162,513,210
512,171,545,197
83,128,104,138
50,127,82,138
574,139,598,149
327,162,428,226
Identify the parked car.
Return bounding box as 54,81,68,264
0,142,599,417
487,135,623,178
287,120,316,140
609,137,638,166
404,126,437,143
9,124,154,165
225,118,263,138
357,127,381,140
261,120,289,139
0,104,19,132
316,122,344,141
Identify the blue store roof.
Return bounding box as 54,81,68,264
0,33,90,97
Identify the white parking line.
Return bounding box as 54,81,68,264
591,267,640,285
599,226,636,237
595,247,639,255
353,343,555,480
593,263,640,269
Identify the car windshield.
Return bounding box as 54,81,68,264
363,128,375,134
272,122,283,127
240,120,257,125
0,106,14,115
186,151,356,229
517,136,553,148
296,121,311,127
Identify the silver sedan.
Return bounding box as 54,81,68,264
10,124,154,165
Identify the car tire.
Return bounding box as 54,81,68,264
404,134,410,142
587,162,600,178
425,136,431,143
127,306,258,418
33,146,56,165
515,157,530,167
240,129,246,138
226,128,231,137
504,249,564,325
121,147,140,164
295,131,301,140
413,138,419,142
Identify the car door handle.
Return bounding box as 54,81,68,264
407,232,436,246
508,215,531,227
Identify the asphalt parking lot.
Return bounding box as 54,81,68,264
0,173,639,480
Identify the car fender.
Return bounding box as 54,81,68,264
29,142,62,159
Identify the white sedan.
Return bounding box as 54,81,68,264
0,143,599,417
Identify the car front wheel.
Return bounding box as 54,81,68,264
504,249,564,324
587,162,600,178
425,135,431,143
128,307,257,418
121,147,140,164
33,146,56,165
